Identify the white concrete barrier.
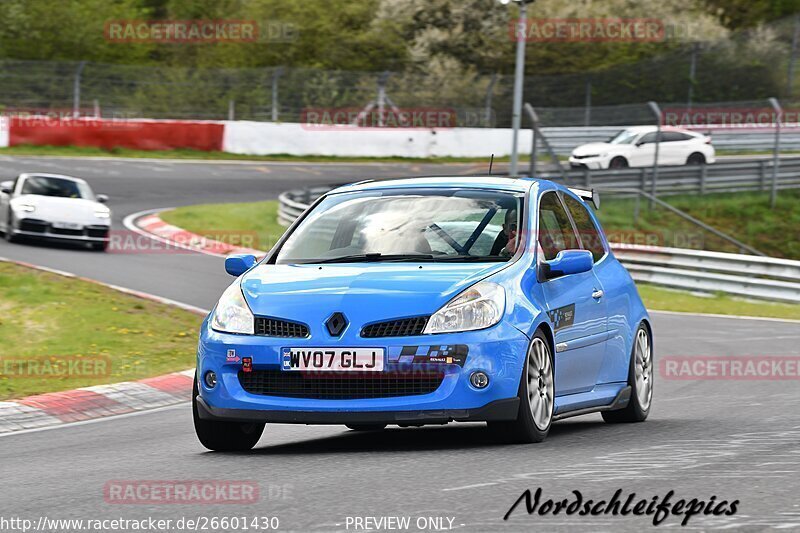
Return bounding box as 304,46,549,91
222,121,533,158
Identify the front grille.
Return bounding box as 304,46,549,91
19,219,48,233
361,316,429,338
86,226,109,238
254,317,309,338
239,369,445,399
50,227,84,236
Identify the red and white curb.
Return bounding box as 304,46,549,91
0,370,195,434
124,208,265,258
0,257,208,434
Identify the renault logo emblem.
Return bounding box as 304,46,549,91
325,312,348,336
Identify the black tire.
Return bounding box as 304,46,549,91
193,374,265,451
90,241,109,252
686,152,705,165
345,424,387,431
602,323,653,423
489,330,554,443
609,156,628,169
5,213,19,243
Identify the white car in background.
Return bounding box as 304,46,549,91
569,126,715,169
0,173,111,251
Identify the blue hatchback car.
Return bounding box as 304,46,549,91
193,177,653,450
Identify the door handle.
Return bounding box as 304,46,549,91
591,289,604,300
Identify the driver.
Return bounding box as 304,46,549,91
490,209,519,256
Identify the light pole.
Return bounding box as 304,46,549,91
506,0,535,177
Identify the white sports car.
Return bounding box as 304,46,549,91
0,173,111,251
569,126,716,169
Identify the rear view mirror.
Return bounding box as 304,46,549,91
540,250,593,280
225,254,257,277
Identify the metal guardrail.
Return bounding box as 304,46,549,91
539,157,800,195
540,126,800,155
277,186,800,303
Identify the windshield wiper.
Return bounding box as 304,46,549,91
432,255,508,262
305,253,436,264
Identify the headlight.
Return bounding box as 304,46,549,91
424,281,505,334
94,209,110,219
13,203,35,213
210,282,254,334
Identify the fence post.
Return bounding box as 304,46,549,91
584,167,591,188
271,67,284,122
640,168,647,194
530,116,538,176
699,163,707,195
72,60,87,118
584,80,591,126
768,97,782,207
228,100,235,121
759,160,767,191
485,73,498,127
647,101,662,209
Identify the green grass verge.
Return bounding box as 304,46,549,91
0,262,201,400
160,200,800,320
638,284,800,321
159,200,288,252
0,144,499,164
597,189,800,260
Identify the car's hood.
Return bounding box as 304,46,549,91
240,262,508,327
572,142,619,156
13,195,108,224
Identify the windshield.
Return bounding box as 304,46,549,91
20,176,94,200
608,129,639,144
275,188,522,264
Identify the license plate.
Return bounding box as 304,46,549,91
281,348,385,372
51,222,82,230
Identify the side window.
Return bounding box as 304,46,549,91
563,194,606,262
537,192,579,261
638,132,657,144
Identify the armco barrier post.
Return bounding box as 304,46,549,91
271,67,284,122
768,97,782,208
699,164,707,195
72,60,87,118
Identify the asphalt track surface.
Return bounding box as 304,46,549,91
1,156,799,531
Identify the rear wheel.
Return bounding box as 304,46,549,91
193,375,265,451
346,424,387,431
602,324,653,423
609,156,628,169
687,152,706,165
489,331,554,443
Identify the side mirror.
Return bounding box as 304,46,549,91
96,194,109,203
635,141,645,147
0,181,12,195
540,250,593,280
225,254,257,277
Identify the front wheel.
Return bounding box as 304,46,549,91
5,214,19,243
609,156,629,169
193,375,265,451
686,152,705,165
602,323,653,423
489,331,554,443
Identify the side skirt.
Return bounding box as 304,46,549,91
552,385,631,422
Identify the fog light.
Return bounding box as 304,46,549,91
470,371,489,389
204,371,217,388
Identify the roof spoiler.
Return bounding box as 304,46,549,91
568,187,600,210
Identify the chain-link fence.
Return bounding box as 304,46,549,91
1,23,799,128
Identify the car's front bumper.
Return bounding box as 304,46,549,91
196,319,530,424
568,155,610,169
12,217,110,243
